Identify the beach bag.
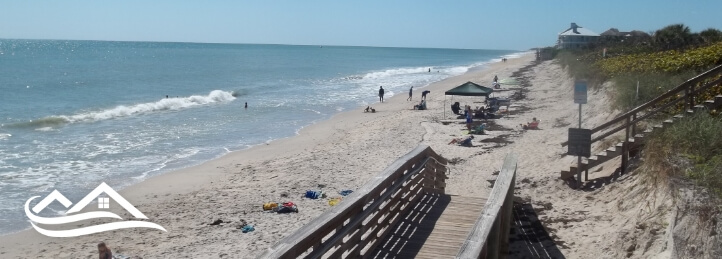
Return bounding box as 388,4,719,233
277,202,299,213
305,190,323,199
263,202,278,211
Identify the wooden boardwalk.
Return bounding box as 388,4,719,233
370,194,486,259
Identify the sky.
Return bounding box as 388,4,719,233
2,0,722,50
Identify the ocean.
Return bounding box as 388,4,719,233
0,39,520,235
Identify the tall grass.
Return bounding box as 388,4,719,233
610,71,697,111
642,113,722,198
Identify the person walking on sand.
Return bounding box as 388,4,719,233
379,86,385,103
98,242,113,259
407,86,413,101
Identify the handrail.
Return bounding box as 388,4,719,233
258,145,448,259
456,153,518,259
561,64,722,147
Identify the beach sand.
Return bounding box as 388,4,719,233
1,53,655,258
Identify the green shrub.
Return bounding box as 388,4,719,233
643,113,722,198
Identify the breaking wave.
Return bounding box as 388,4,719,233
10,90,235,128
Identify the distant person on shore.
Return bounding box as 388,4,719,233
421,90,430,100
379,86,385,103
98,242,113,259
493,75,498,83
244,102,248,109
407,86,413,101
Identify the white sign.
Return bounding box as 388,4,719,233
574,81,588,104
25,182,166,237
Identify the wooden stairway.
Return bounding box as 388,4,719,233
561,89,722,181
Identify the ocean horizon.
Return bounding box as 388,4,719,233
0,39,522,235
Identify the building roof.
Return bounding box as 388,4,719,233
559,23,599,36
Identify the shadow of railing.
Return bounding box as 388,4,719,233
508,201,566,259
368,193,450,258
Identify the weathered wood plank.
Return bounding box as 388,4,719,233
456,153,518,259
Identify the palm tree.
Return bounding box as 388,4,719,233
654,24,693,50
700,28,722,44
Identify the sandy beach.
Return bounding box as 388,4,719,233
2,52,669,259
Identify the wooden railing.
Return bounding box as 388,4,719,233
456,153,518,259
561,64,722,173
258,145,448,259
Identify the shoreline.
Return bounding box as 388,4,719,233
0,53,536,258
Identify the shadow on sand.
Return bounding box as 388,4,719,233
508,201,566,259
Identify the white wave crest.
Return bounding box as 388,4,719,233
363,67,431,79
57,90,235,123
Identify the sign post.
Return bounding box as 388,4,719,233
573,81,588,187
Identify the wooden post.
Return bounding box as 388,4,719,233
689,84,696,110
498,173,515,259
631,113,637,137
622,116,630,175
487,215,501,259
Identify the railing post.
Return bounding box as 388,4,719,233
498,172,516,259
621,116,630,175
631,112,636,137
689,83,696,110
487,215,501,259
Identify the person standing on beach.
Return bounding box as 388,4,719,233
407,86,413,101
379,86,385,103
493,75,498,83
98,242,113,259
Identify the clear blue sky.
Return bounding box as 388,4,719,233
2,0,721,50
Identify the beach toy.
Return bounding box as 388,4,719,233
338,190,353,196
241,225,255,233
328,198,342,206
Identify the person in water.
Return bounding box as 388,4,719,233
407,86,413,101
98,242,113,259
379,86,385,103
244,102,248,109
